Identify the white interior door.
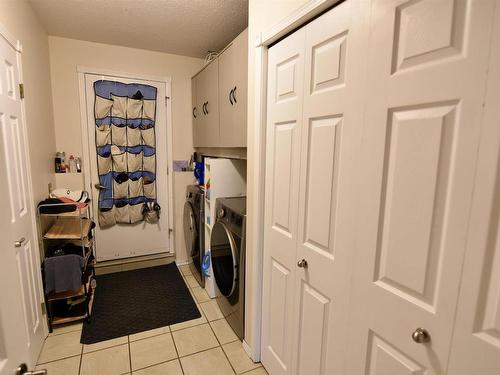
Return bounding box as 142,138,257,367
447,4,500,373
261,27,305,375
347,0,496,374
0,33,45,372
83,73,170,261
291,1,369,374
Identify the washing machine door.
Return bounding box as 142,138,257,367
183,201,198,258
210,221,238,298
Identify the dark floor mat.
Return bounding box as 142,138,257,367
81,263,200,344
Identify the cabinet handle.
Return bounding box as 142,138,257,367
202,102,206,114
205,102,209,114
193,107,197,119
232,86,237,104
229,89,234,105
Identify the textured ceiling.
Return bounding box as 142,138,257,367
29,0,248,58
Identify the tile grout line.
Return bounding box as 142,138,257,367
131,358,182,374
49,328,82,337
127,334,132,374
168,325,185,375
78,340,84,375
180,266,239,373
83,341,129,354
207,318,237,375
37,353,82,366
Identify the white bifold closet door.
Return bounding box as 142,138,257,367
346,0,496,374
447,3,500,373
261,1,370,374
262,0,499,374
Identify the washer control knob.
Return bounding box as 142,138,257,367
217,208,226,219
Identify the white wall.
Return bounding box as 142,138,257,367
245,0,310,360
0,0,56,204
48,36,203,262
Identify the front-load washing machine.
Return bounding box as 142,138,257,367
210,197,246,340
183,185,205,287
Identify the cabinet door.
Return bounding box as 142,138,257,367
219,29,248,147
347,1,495,374
196,60,220,147
192,75,201,146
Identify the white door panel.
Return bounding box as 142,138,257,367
347,0,496,374
447,4,500,373
0,33,45,373
292,0,369,374
263,1,370,374
262,27,305,375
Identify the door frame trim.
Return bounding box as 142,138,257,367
77,67,175,256
245,0,341,361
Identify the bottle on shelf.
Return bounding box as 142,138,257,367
69,155,77,173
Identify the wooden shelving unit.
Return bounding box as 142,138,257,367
38,202,96,331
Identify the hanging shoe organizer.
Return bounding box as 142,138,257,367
94,80,158,227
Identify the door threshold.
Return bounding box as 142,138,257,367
95,253,175,275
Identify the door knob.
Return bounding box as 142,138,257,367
94,183,107,190
297,259,308,268
16,363,47,375
412,327,431,343
14,237,26,247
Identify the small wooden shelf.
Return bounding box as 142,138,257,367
44,218,92,240
51,290,95,326
46,277,92,302
40,205,88,217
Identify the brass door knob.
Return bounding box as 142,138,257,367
412,327,431,343
297,259,308,268
14,237,26,248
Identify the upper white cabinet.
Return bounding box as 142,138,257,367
218,29,248,147
194,60,219,147
192,29,248,148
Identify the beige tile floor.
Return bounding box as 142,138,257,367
35,264,268,375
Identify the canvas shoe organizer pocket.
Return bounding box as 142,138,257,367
98,155,112,175
111,125,127,146
143,181,156,199
98,206,116,228
141,127,155,147
95,96,113,119
128,152,143,173
143,99,156,120
129,177,143,198
96,125,111,147
129,203,144,224
111,95,127,118
127,126,142,147
143,154,156,173
127,98,143,119
113,179,129,199
115,201,129,224
112,152,127,173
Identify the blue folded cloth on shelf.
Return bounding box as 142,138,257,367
44,254,84,294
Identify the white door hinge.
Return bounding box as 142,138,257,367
19,83,24,99
41,301,46,315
